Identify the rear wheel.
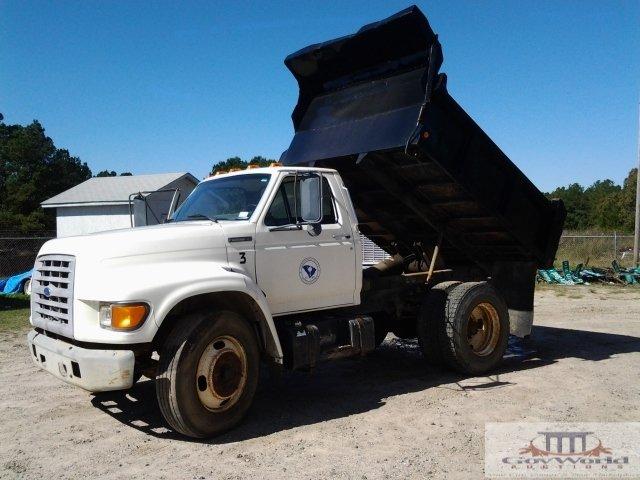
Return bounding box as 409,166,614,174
156,310,260,438
418,281,508,374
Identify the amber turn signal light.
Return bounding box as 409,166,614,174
100,303,149,330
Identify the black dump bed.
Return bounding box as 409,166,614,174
280,6,565,270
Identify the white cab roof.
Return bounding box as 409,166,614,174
201,166,338,183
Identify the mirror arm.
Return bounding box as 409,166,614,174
307,223,322,237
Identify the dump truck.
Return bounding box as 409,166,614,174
26,6,565,438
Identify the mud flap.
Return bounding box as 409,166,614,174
491,262,537,339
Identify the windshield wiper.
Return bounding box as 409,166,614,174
186,213,218,222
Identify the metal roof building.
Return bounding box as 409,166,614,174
42,172,198,237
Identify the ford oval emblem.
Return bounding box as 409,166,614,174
43,287,51,298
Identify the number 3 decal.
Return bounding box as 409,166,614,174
239,252,246,264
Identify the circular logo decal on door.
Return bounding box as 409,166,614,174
299,257,321,285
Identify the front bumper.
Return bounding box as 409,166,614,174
27,330,135,392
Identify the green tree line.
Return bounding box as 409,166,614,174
546,168,638,231
1,116,151,233
96,170,133,177
0,116,277,233
0,116,92,233
209,156,274,175
2,115,637,234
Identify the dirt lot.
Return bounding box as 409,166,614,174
1,285,639,480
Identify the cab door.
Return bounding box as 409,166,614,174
254,172,357,315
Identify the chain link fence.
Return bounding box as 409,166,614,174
0,233,54,278
555,233,635,268
362,233,637,269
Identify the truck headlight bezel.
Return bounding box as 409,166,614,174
99,302,150,331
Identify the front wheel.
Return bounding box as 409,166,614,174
156,310,260,438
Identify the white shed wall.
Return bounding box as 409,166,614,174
56,205,132,238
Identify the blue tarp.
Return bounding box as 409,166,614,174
0,269,32,295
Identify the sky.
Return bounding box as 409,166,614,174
1,0,639,192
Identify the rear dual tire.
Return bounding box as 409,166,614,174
418,281,509,375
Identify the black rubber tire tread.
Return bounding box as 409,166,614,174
156,310,260,438
439,281,509,374
417,281,462,366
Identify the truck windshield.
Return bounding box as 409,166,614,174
171,174,271,222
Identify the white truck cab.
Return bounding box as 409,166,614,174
28,166,385,435
29,167,360,349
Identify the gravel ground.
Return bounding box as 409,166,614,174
1,285,639,479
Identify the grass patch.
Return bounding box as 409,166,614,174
0,294,31,333
537,283,640,301
535,284,581,295
0,294,30,309
565,292,585,299
544,286,584,298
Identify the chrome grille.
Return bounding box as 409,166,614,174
31,254,75,337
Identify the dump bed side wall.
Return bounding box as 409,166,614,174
416,84,566,267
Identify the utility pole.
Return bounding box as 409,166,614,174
634,101,640,265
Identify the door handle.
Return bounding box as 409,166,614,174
332,234,351,240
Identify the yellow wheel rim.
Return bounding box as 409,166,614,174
196,335,247,412
466,302,500,357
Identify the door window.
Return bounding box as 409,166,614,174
265,176,336,226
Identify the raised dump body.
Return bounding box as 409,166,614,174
281,6,565,272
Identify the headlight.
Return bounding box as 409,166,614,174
99,303,149,330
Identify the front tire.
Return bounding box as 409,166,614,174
156,310,260,438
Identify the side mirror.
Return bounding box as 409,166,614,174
298,175,322,223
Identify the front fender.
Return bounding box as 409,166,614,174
154,265,283,362
73,261,282,362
